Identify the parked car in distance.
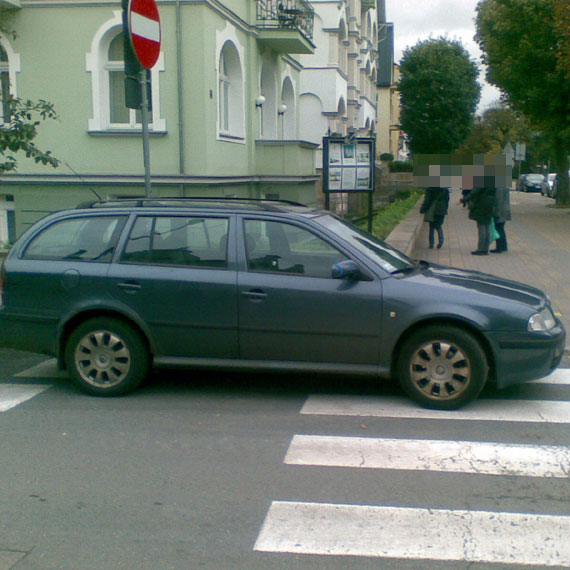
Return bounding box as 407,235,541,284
520,173,548,193
543,173,557,198
0,198,565,410
551,171,570,199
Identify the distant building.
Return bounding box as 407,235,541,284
299,0,379,155
375,1,401,159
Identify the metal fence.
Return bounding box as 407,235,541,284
256,0,314,42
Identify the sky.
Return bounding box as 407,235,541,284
385,0,502,113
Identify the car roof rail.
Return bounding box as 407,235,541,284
77,196,310,211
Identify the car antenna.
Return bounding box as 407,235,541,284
65,162,102,200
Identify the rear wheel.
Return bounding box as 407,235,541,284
397,325,488,410
65,317,149,396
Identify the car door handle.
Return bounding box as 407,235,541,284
117,281,142,293
242,289,267,300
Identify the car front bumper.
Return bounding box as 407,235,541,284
487,324,566,388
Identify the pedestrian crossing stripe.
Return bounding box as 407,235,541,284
531,367,570,384
285,435,570,478
14,359,65,379
254,501,570,566
301,395,570,423
0,384,51,412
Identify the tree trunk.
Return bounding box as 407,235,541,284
554,133,570,205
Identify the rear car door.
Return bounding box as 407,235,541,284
1,214,126,354
108,214,238,358
237,216,383,365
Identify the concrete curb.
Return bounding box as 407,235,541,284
384,198,424,257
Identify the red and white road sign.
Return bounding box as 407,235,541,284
128,0,161,69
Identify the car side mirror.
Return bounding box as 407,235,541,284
331,260,360,280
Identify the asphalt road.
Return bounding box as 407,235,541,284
2,349,570,570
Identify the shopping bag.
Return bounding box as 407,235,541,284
490,218,500,242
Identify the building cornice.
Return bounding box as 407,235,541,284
0,173,320,186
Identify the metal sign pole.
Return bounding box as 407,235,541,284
140,69,152,198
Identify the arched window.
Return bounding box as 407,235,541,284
0,36,19,125
218,41,244,139
280,77,295,140
0,45,10,123
260,63,277,139
339,19,348,76
87,12,165,132
107,34,137,125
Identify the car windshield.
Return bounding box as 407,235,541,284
314,214,416,274
527,174,544,181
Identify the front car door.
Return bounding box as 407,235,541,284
237,216,383,367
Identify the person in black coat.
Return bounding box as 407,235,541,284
461,185,496,255
420,187,450,249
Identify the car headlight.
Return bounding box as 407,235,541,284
528,307,557,331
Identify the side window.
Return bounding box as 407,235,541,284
23,216,126,262
121,216,229,268
244,220,346,278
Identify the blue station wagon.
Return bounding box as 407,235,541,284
0,198,565,409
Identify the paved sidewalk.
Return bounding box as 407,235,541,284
394,189,570,335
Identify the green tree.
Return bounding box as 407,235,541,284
552,0,570,79
0,8,59,174
476,0,570,204
457,104,528,155
398,37,481,154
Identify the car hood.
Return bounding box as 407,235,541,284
412,262,546,309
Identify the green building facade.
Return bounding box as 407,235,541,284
0,0,320,241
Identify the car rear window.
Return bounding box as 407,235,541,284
121,216,229,268
23,216,126,262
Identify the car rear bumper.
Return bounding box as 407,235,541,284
487,325,566,388
0,309,58,357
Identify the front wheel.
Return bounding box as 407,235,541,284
65,317,149,396
397,325,488,410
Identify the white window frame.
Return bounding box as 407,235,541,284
86,11,165,133
219,52,231,134
215,24,245,143
0,195,15,245
0,34,20,125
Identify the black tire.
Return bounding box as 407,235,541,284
65,317,149,396
397,325,488,410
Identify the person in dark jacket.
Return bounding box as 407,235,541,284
420,187,450,249
461,185,496,255
491,186,511,253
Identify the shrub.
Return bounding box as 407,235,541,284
390,160,414,172
354,191,421,239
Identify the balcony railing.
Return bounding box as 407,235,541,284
256,0,314,43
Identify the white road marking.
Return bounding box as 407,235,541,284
285,435,570,478
0,384,51,412
532,367,570,384
15,359,66,379
254,501,570,566
301,395,570,423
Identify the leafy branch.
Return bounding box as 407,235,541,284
0,96,60,173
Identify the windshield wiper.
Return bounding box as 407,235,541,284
390,265,417,275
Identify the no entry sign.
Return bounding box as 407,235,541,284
128,0,161,69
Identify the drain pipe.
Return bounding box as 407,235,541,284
176,0,185,188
